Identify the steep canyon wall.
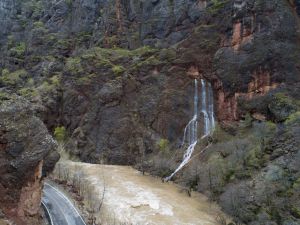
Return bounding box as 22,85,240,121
0,0,300,223
0,0,299,163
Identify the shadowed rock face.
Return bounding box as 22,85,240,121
212,0,300,121
61,62,192,164
0,0,299,162
292,0,300,15
0,0,17,38
0,0,207,48
0,97,59,225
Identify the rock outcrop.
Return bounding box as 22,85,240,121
0,97,59,225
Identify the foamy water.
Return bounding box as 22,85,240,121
55,161,229,225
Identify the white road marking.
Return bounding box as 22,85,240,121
44,189,72,224
42,200,54,225
44,182,87,225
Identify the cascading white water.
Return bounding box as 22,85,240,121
202,79,215,136
182,79,198,146
208,82,215,132
201,79,210,137
164,79,215,181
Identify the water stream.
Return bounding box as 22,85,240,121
55,161,229,225
165,79,215,181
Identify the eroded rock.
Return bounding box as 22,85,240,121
0,96,59,225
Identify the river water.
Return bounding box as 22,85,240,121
54,161,229,225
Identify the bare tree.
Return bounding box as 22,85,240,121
215,215,227,225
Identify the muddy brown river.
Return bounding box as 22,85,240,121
54,161,229,225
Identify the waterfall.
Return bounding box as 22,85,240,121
208,82,215,132
164,79,215,181
201,79,210,137
182,79,198,146
202,80,215,136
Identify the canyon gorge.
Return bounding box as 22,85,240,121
0,0,300,224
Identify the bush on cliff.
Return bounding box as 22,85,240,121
54,126,67,143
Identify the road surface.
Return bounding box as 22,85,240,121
42,182,86,225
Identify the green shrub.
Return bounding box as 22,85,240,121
159,48,176,62
7,35,15,48
23,1,43,18
290,206,300,219
265,121,276,131
66,57,83,75
76,73,96,85
65,0,73,6
0,69,28,87
104,35,119,47
285,111,300,126
54,126,67,142
134,55,161,69
224,169,235,182
273,93,295,110
74,32,92,46
1,68,9,76
50,75,61,86
132,45,157,56
0,91,9,102
18,88,38,98
112,65,125,75
208,0,228,13
40,81,52,92
269,92,297,121
157,139,169,152
245,146,263,169
212,124,232,143
44,34,57,44
55,39,72,50
10,42,26,58
33,21,44,28
292,178,300,189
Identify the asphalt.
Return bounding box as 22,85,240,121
42,182,86,225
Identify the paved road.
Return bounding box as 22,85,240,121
42,182,86,225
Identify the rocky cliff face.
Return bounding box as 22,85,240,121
0,0,300,224
173,0,300,121
0,97,59,225
0,0,208,49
